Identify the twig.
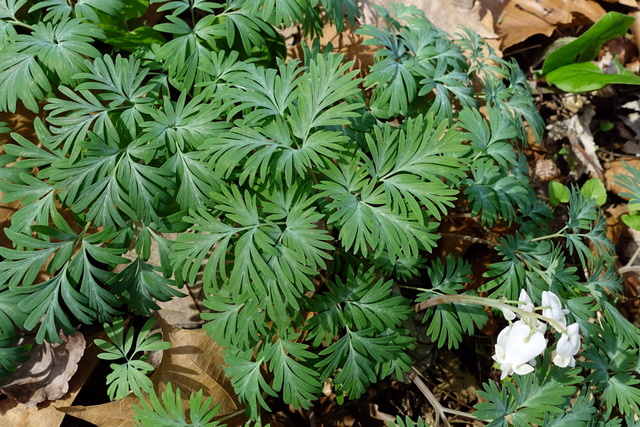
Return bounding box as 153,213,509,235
410,366,451,427
619,245,640,274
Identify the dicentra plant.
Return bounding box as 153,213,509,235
1,1,639,424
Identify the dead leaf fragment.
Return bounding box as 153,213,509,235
153,319,243,418
361,0,500,39
62,320,246,427
59,395,138,427
497,0,606,49
605,158,640,197
547,104,604,180
0,332,85,407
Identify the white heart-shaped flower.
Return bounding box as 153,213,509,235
493,320,547,380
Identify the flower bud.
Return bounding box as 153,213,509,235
541,291,569,327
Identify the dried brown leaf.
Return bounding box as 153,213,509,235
497,0,606,48
0,332,101,427
605,158,640,197
152,319,242,417
287,20,377,79
0,400,67,427
60,319,246,426
59,396,138,427
0,332,85,407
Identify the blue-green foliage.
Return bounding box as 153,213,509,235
0,0,637,423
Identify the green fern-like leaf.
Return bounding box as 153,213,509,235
96,317,171,400
419,257,488,349
11,18,103,84
0,334,31,380
475,353,582,426
305,266,411,347
134,382,224,427
387,415,430,427
0,52,51,112
223,350,277,420
110,258,184,316
265,337,320,410
317,327,403,399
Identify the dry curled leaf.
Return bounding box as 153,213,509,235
0,332,100,427
0,332,85,407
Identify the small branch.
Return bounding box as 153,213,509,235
618,245,640,274
618,265,640,274
410,366,451,427
441,407,477,419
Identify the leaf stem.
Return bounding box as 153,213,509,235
307,166,319,185
530,229,567,242
9,19,33,30
414,293,568,333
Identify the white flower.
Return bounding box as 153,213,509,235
541,291,569,327
518,289,534,313
493,320,547,380
501,307,516,321
517,289,546,334
501,290,533,321
553,323,581,368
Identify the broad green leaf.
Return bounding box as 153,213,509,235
549,181,569,207
622,212,640,231
546,62,640,93
581,177,607,206
542,12,635,75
